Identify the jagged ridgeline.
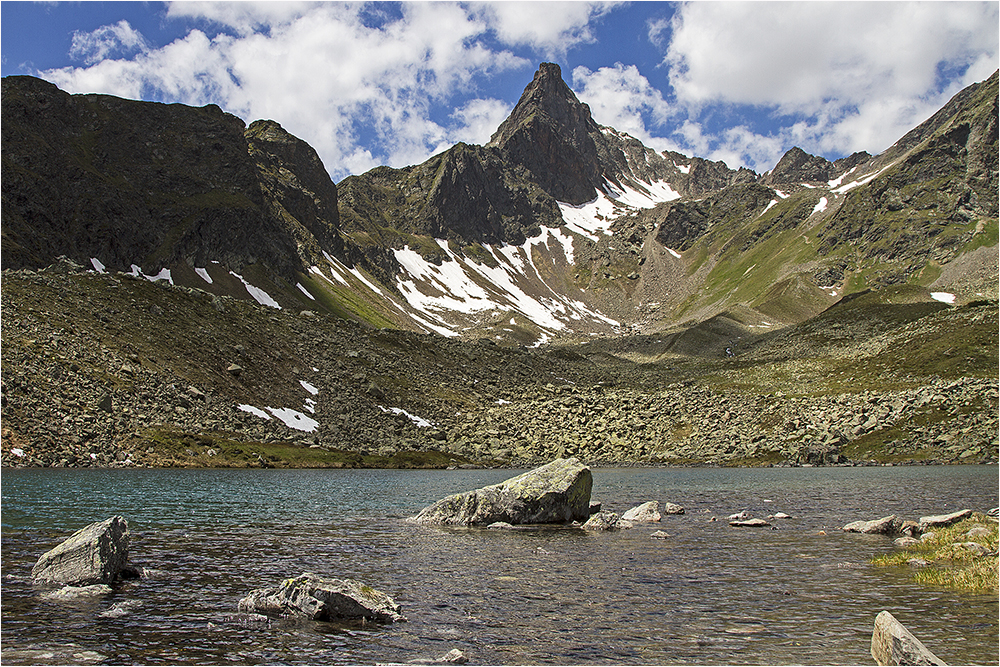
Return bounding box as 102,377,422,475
2,64,997,342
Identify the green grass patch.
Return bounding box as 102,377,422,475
871,516,998,593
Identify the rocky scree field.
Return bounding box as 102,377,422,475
1,260,995,469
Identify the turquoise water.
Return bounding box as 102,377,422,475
2,465,997,664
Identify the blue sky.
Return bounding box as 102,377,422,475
3,2,997,182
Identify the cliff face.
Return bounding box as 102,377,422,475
1,76,346,279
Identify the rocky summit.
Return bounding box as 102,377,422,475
1,63,997,469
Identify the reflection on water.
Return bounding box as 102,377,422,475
2,466,997,665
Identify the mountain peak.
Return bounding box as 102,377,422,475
488,62,603,204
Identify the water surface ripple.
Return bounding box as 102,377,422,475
2,466,997,665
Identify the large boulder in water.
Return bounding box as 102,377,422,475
31,516,130,586
407,458,593,526
238,573,405,623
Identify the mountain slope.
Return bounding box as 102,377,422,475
1,66,996,347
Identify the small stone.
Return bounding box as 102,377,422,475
662,502,685,515
893,536,920,548
226,364,243,377
487,522,515,530
650,530,671,539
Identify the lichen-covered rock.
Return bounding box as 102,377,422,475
31,516,130,586
238,573,405,623
407,458,592,526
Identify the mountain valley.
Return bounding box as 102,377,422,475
2,64,997,468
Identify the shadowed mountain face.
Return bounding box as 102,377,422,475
1,66,997,344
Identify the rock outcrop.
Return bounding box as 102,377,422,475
238,573,405,623
31,516,130,586
407,458,593,526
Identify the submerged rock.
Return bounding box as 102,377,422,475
729,518,771,528
31,516,130,586
407,458,592,526
238,573,405,623
41,584,113,601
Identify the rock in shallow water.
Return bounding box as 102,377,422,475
582,510,633,531
238,573,405,623
407,458,592,526
622,501,661,523
31,516,130,586
842,515,903,535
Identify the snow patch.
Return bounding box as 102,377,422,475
833,163,895,194
195,267,213,284
828,166,859,188
230,271,280,309
379,405,434,428
675,163,691,174
349,267,385,296
296,283,315,300
812,197,828,214
557,178,679,240
10,447,24,458
299,380,319,395
238,404,271,420
266,407,318,432
760,199,778,216
931,292,956,304
130,265,173,284
775,190,789,199
90,258,106,273
667,248,682,259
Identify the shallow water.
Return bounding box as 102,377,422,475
2,465,997,665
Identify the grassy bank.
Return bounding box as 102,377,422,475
871,515,999,593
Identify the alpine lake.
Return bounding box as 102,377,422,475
2,465,997,665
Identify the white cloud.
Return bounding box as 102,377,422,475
572,63,673,147
474,1,620,58
660,1,999,162
69,20,149,66
40,3,530,181
450,98,514,146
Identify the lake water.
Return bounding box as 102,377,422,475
2,465,997,665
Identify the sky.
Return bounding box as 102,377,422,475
2,1,998,182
